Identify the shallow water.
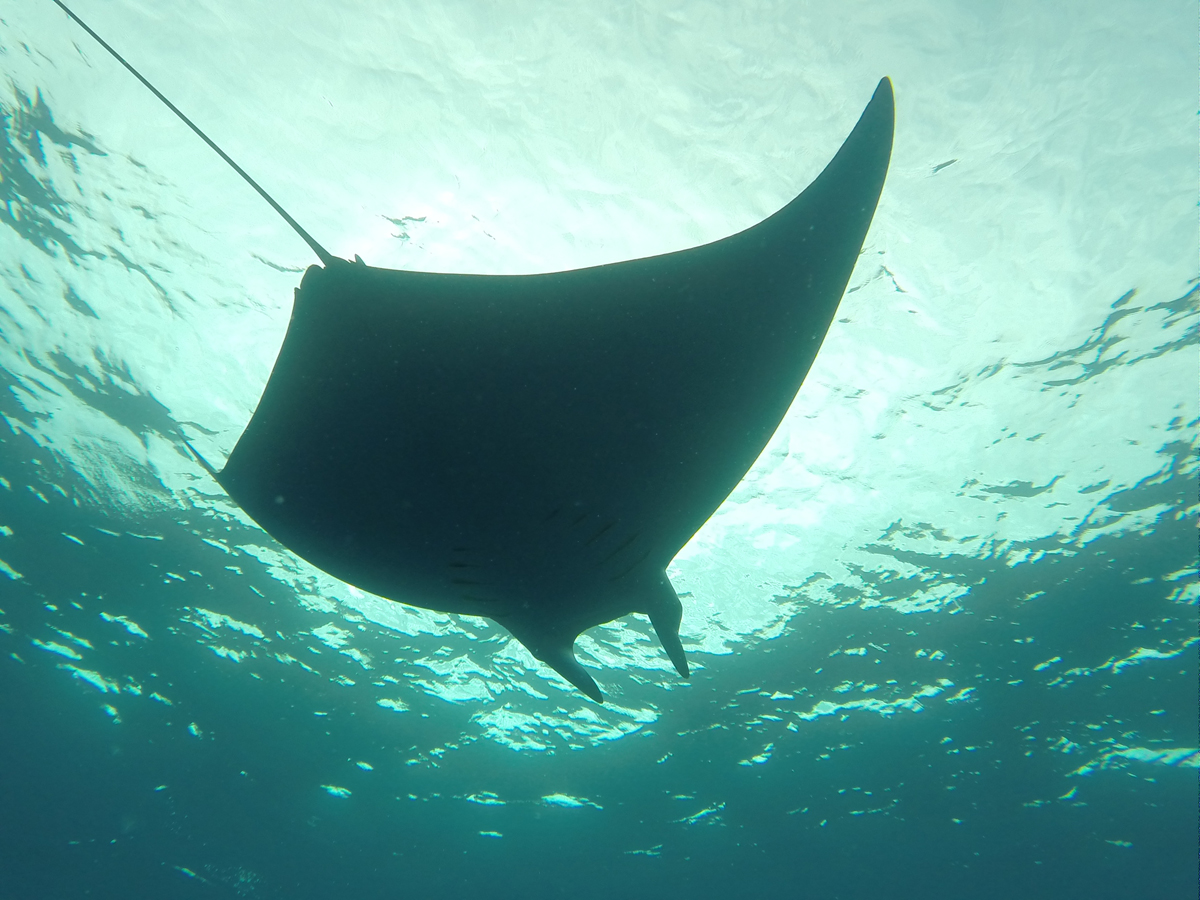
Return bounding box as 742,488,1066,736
1,2,1196,897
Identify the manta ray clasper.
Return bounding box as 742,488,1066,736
56,0,894,702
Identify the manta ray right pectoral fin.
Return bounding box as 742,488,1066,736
645,573,689,679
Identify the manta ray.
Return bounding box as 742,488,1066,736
55,1,894,701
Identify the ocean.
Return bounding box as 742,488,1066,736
0,2,1195,898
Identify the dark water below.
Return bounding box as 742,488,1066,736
0,418,1195,899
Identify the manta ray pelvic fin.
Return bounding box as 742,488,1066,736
645,573,689,678
502,619,605,704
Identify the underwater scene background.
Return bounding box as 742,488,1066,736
0,1,1195,898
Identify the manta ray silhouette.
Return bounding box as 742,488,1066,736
56,1,894,702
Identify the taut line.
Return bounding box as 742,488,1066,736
51,0,335,267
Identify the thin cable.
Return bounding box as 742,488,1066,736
51,0,335,266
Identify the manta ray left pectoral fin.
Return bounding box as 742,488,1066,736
644,573,689,679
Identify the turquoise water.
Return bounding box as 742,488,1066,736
1,2,1196,897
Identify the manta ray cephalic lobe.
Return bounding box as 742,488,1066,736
54,0,895,702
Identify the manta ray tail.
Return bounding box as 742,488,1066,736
645,573,689,678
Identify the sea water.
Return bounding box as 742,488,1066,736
0,1,1195,897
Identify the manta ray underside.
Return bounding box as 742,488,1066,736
57,0,894,702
